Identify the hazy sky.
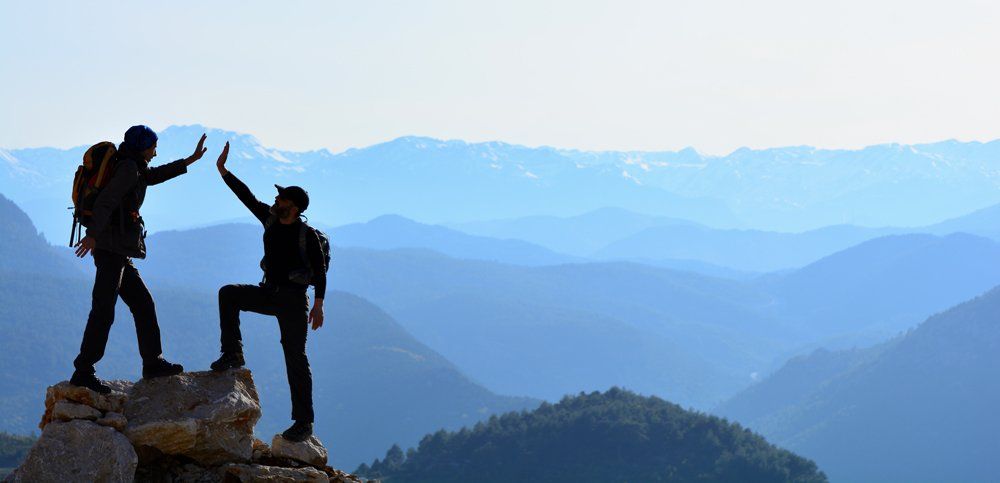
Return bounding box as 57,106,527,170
3,0,999,154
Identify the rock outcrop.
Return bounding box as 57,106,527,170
272,435,329,467
9,419,137,483
222,464,329,482
39,379,130,428
6,369,370,483
125,369,261,466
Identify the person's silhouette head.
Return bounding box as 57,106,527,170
271,185,309,221
121,125,158,162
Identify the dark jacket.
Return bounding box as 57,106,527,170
85,157,188,258
222,171,327,299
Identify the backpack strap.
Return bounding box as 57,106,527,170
298,222,310,269
259,215,278,285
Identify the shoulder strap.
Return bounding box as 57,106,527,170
264,214,278,229
298,222,310,267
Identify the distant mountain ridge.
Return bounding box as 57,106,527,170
717,286,1000,482
134,220,1000,409
332,214,581,266
759,232,1000,346
5,125,1000,244
0,196,537,469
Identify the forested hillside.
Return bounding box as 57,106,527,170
0,433,34,478
358,388,827,483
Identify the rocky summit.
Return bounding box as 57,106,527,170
4,369,370,483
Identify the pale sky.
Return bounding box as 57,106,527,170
3,0,999,154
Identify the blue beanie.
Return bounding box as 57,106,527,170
122,125,158,152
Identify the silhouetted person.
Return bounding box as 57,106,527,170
210,141,326,442
71,125,208,394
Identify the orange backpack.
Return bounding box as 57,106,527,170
69,142,118,246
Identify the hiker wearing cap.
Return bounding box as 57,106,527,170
70,125,208,394
211,141,327,443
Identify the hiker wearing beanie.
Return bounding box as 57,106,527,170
70,125,209,394
210,141,328,443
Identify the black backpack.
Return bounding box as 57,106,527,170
260,216,331,285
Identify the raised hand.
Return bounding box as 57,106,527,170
217,141,230,176
185,133,208,166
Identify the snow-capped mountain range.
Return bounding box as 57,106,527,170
3,124,1000,244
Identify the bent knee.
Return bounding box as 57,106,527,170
218,284,240,301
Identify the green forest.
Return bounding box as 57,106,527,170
0,432,34,477
357,388,827,483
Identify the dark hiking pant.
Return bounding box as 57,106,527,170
219,283,314,423
74,249,164,375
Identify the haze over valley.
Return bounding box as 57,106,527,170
2,126,999,480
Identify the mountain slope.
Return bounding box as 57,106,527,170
448,207,698,257
0,193,82,276
759,233,1000,345
595,223,900,272
926,201,1000,240
138,223,794,408
331,214,580,266
359,388,827,483
717,287,1000,482
0,198,537,469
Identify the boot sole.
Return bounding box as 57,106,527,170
210,362,245,372
142,368,184,379
69,381,112,395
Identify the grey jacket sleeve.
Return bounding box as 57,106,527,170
145,159,189,186
85,160,139,237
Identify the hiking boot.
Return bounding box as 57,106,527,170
210,352,245,372
281,421,313,442
69,372,112,395
142,358,184,379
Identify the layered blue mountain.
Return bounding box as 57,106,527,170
448,207,697,257
716,287,1000,482
331,214,581,266
759,233,1000,347
925,201,1000,241
0,196,536,468
451,204,1000,274
0,194,83,276
135,218,1000,409
594,223,901,272
0,126,733,245
136,223,798,407
7,125,1000,246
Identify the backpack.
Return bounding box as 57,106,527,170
260,216,332,286
69,142,119,246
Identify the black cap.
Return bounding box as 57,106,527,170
274,185,310,213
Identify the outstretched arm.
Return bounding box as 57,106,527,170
217,141,271,224
146,133,207,185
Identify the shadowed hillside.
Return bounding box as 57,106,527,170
718,286,1000,482
0,196,537,469
760,233,1000,347
359,388,827,483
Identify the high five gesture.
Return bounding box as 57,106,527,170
217,141,230,176
184,133,208,166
